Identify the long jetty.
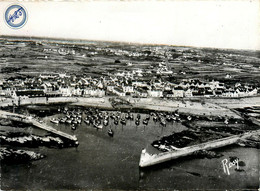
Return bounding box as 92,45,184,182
139,116,260,168
0,110,78,142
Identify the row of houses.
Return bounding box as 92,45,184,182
5,84,257,99
0,73,258,99
105,84,258,98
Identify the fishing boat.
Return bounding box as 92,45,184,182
130,113,134,120
143,119,148,125
95,124,103,129
104,115,109,120
125,113,130,120
66,119,72,124
120,118,126,125
114,120,118,125
98,112,103,119
160,119,166,126
71,124,76,130
84,119,90,125
103,119,109,126
108,129,114,137
110,113,115,119
72,120,78,124
50,118,59,124
166,115,171,121
60,117,67,123
153,116,158,122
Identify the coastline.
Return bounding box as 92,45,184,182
1,96,259,118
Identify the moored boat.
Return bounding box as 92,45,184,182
71,124,76,130
108,129,114,137
103,119,109,126
60,117,67,123
95,124,103,129
50,118,59,124
135,120,140,126
84,119,90,125
66,119,72,124
143,119,148,125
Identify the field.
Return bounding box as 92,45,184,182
0,36,260,87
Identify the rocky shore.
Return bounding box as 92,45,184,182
0,147,45,164
0,132,78,148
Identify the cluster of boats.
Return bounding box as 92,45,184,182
50,108,114,136
84,109,182,129
109,111,134,126
83,108,115,136
50,107,183,136
135,111,182,127
50,109,82,125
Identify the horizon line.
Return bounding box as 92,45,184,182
0,35,259,52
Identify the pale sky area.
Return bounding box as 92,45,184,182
0,0,259,50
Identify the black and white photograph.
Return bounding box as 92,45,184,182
0,0,259,190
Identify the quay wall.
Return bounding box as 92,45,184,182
0,96,259,118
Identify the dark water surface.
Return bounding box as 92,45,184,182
1,113,259,190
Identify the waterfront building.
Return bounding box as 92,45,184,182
147,89,163,98
184,89,193,97
163,90,174,98
112,87,126,97
122,85,134,94
172,87,184,97
59,86,72,97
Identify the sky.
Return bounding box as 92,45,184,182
0,0,259,50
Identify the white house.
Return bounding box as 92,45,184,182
42,83,53,93
248,88,258,96
84,88,105,97
184,89,193,97
123,85,134,93
173,89,184,97
91,89,105,97
172,87,184,97
147,89,163,97
59,86,72,97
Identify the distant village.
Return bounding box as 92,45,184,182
0,64,258,100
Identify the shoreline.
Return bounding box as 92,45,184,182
1,96,259,118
